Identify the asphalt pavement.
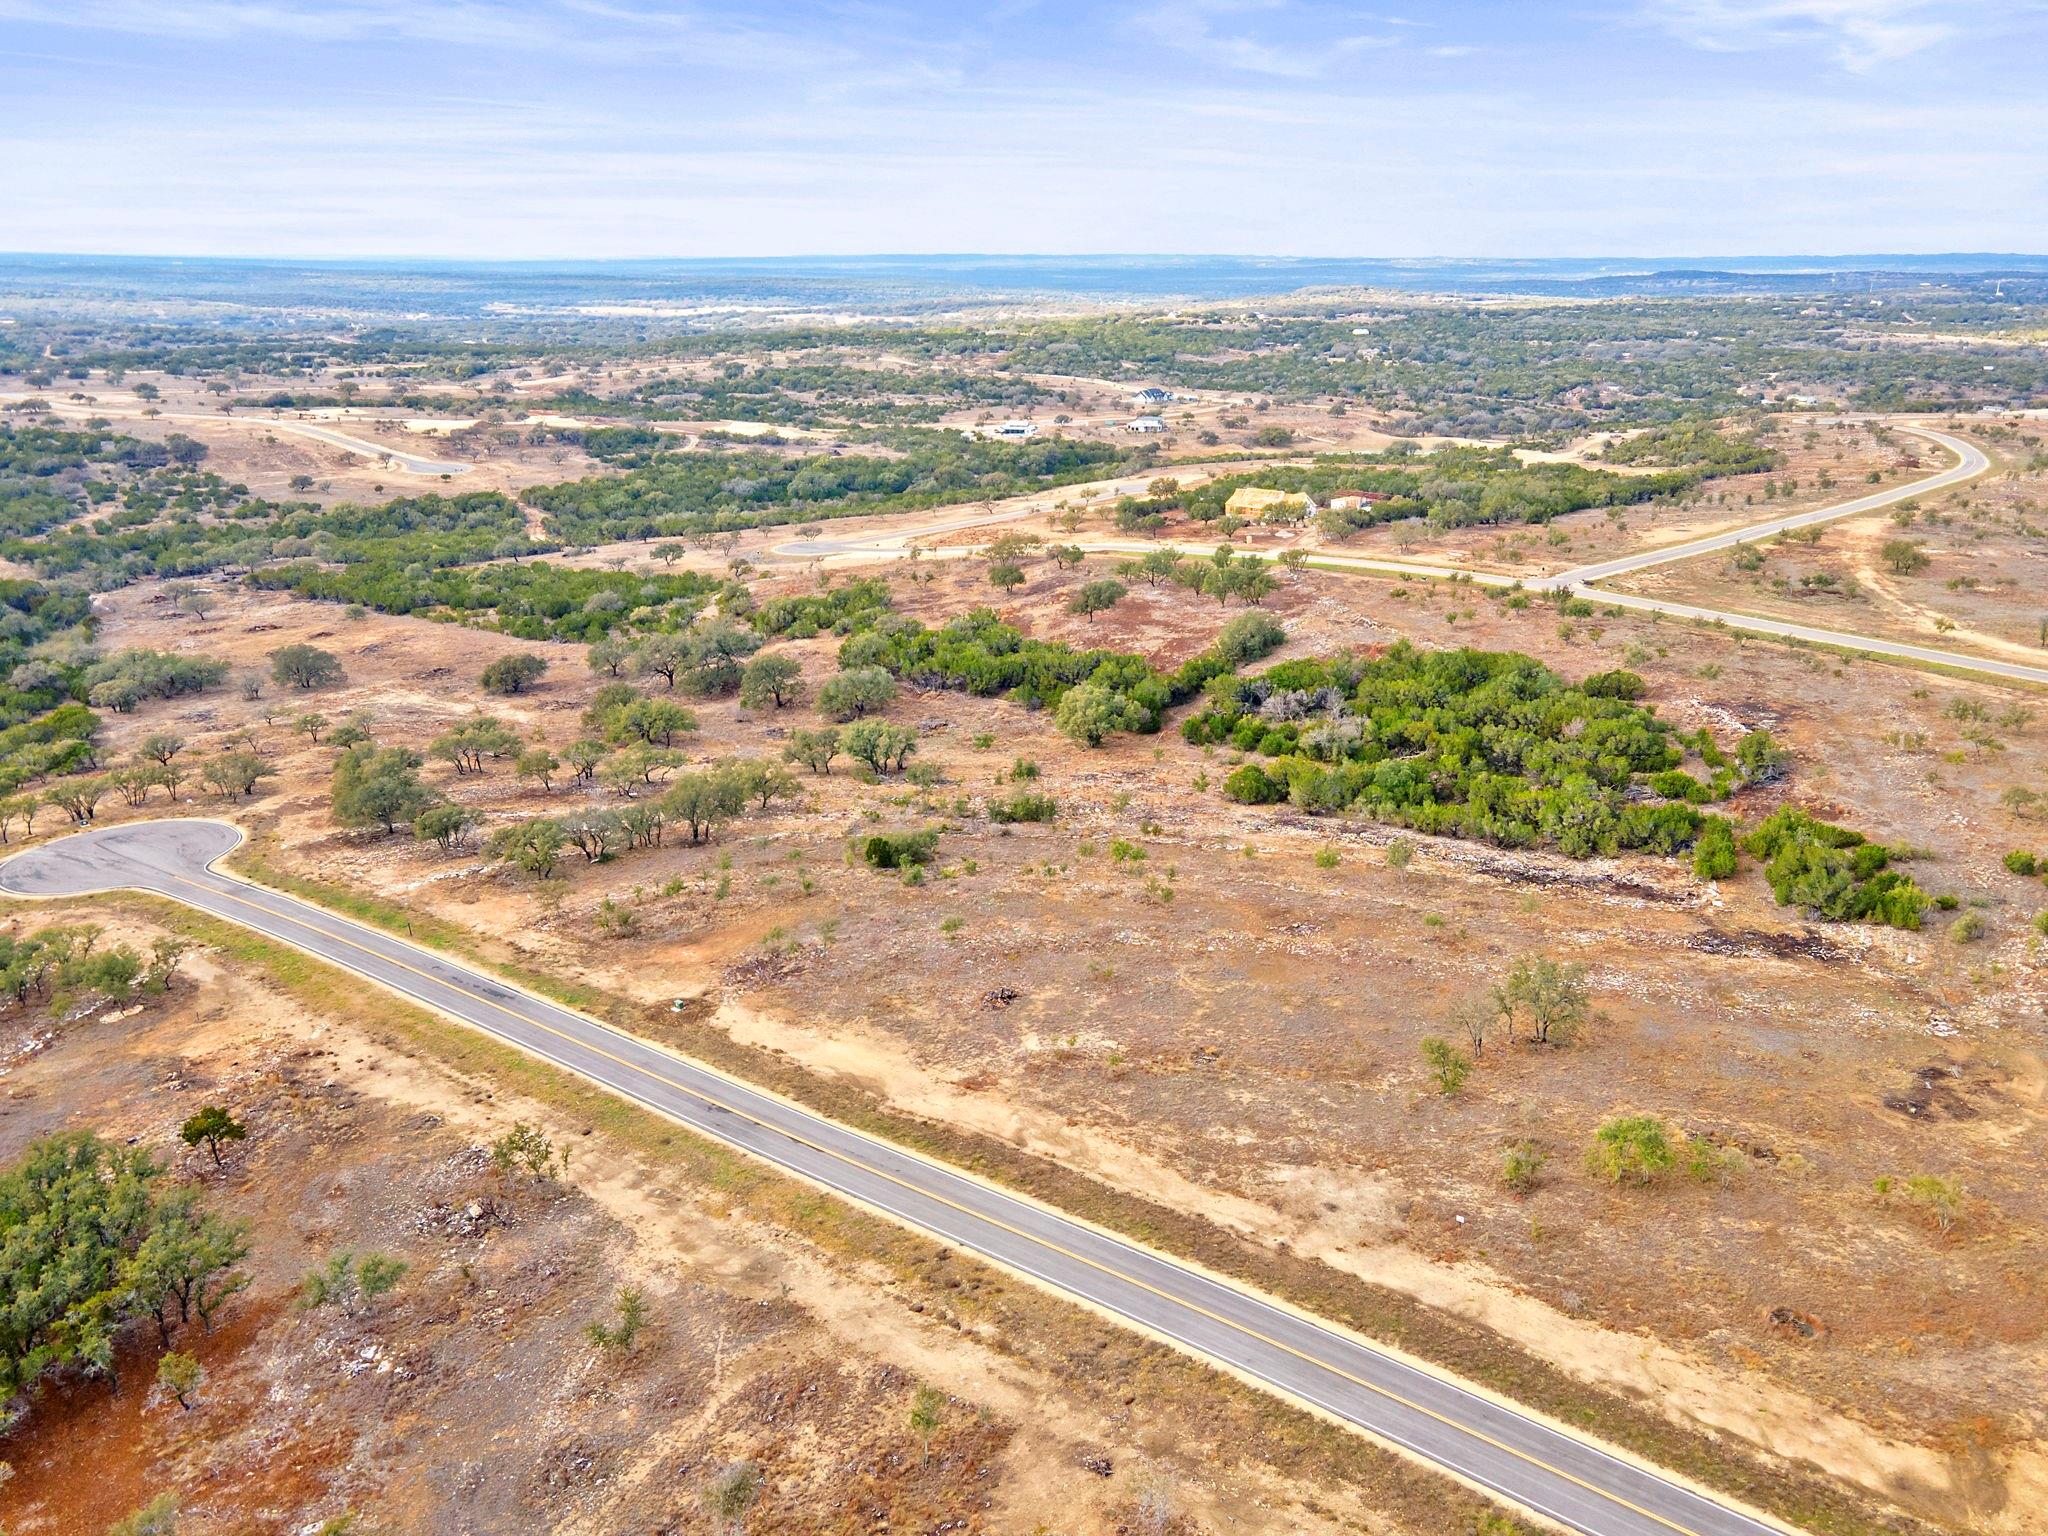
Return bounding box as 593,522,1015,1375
1552,425,1989,586
0,819,1791,1536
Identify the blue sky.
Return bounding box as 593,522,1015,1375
4,1,2045,258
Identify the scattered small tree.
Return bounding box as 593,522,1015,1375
739,653,805,710
429,716,523,774
179,1106,247,1168
587,637,632,678
200,751,274,802
1493,955,1589,1046
43,776,109,825
816,666,896,721
1420,1036,1472,1095
490,1122,562,1181
139,733,186,769
331,744,440,833
486,817,567,878
298,1250,408,1314
517,747,560,791
153,1350,204,1411
413,803,477,852
270,644,345,691
480,653,548,695
842,720,917,775
783,727,841,775
1067,579,1128,623
606,696,697,747
1880,539,1930,576
661,769,747,845
733,759,801,812
564,738,607,785
909,1384,944,1461
1444,991,1493,1057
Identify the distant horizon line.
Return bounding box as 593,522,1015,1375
6,249,2048,268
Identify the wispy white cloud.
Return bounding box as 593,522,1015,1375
7,68,2044,258
3,0,2045,257
1633,0,2025,70
1130,0,1402,79
0,0,872,69
0,0,551,46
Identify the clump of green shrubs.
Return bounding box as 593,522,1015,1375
1199,646,1705,858
1691,815,1738,880
989,792,1057,824
860,830,940,870
1586,1115,1676,1184
1222,763,1285,804
1742,807,1928,929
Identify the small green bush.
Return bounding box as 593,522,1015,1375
861,830,939,869
1691,816,1738,880
989,792,1057,824
2004,850,2040,877
1222,763,1283,804
1213,611,1287,668
1500,1142,1546,1194
1420,1037,1471,1095
1586,1115,1676,1185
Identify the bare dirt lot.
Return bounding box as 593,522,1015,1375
5,381,608,507
15,523,2042,1532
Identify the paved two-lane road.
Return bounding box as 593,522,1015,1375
775,421,2048,689
0,819,1789,1536
1551,425,1989,586
1552,425,2048,686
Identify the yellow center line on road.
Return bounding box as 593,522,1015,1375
166,865,1731,1536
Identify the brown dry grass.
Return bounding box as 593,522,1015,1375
16,507,2046,1532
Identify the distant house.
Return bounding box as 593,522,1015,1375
1325,491,1393,512
1225,487,1311,517
1130,387,1174,406
992,420,1037,440
1125,415,1168,434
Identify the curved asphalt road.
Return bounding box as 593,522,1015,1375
1553,425,2048,686
0,818,1790,1536
778,421,2048,688
1549,425,1989,587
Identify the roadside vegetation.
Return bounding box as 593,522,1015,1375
0,1131,250,1424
